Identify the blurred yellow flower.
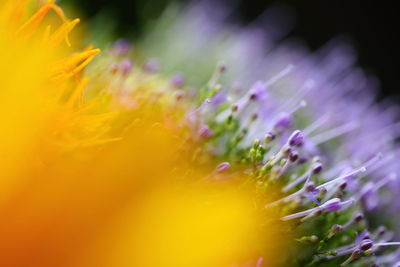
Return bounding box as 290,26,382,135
0,1,285,266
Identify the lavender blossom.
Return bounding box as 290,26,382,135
89,1,400,265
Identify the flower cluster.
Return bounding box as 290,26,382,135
121,2,400,266
1,1,400,267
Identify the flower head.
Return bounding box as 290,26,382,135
2,1,400,266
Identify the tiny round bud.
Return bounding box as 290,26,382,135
339,182,347,190
313,209,322,217
255,151,264,162
312,162,323,174
289,151,299,162
288,130,304,147
198,124,212,139
120,59,133,75
143,58,160,73
218,62,227,73
249,93,258,101
112,39,131,55
170,72,185,88
264,132,276,143
231,104,238,112
360,239,373,251
274,115,291,131
362,233,371,240
363,249,373,256
298,157,308,164
354,212,364,223
331,224,343,234
283,146,292,155
377,225,386,236
319,187,327,195
305,182,316,192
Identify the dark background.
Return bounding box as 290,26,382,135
63,0,400,98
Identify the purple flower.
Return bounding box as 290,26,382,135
198,124,212,139
143,58,160,73
215,162,231,173
274,113,291,131
120,59,133,75
289,150,299,162
171,72,185,88
133,2,400,264
312,162,323,174
288,130,304,147
322,198,353,212
248,81,267,101
112,39,132,55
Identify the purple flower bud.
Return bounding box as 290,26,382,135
283,146,292,155
288,130,304,147
322,198,342,212
274,114,291,130
112,39,131,55
143,58,160,73
356,230,370,245
339,182,347,190
289,151,299,162
376,226,386,236
312,162,323,174
352,249,362,258
198,124,212,139
120,59,133,75
218,62,227,73
248,81,267,101
354,212,364,223
216,162,231,173
249,93,257,100
298,156,308,164
170,72,185,88
360,239,373,251
305,182,316,192
313,209,322,217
